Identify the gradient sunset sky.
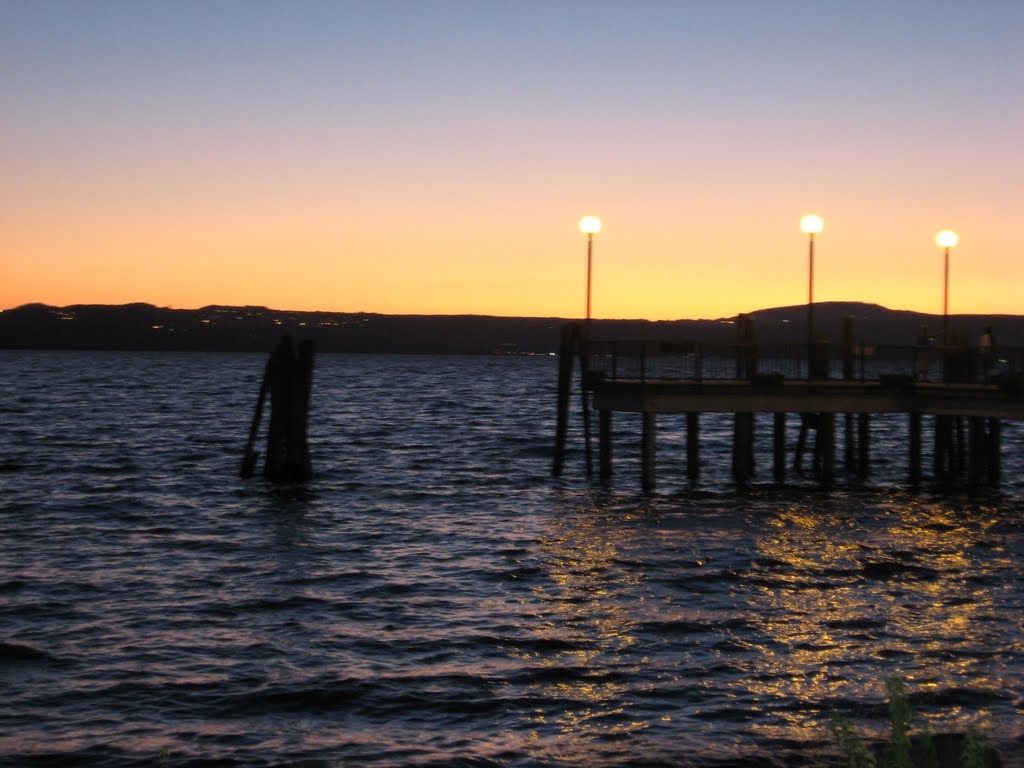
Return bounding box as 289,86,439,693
2,1,1021,320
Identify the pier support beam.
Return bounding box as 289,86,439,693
968,417,986,494
641,412,656,492
967,417,1003,494
686,412,700,483
818,413,835,487
988,418,1002,487
844,413,856,475
599,410,613,479
909,412,922,486
552,324,574,477
857,414,870,479
552,322,593,478
773,412,786,483
794,413,816,473
732,412,755,486
842,316,856,476
934,415,956,483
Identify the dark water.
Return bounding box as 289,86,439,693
1,351,1022,767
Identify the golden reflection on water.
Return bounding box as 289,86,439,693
517,498,647,762
504,491,1019,761
744,496,1012,741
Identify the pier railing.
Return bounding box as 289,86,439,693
586,340,1024,385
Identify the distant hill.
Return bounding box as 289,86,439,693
0,301,1019,353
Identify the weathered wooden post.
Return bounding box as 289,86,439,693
909,412,922,486
552,324,575,477
773,412,786,482
244,335,314,483
599,410,613,479
686,412,700,482
732,412,755,486
641,412,657,492
552,322,595,478
818,413,836,487
794,413,816,472
240,360,271,479
967,416,986,494
934,415,956,483
987,418,1002,486
857,413,870,478
842,316,857,474
577,325,594,476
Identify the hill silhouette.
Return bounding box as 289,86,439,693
0,302,1019,354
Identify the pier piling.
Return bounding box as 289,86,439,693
599,410,613,479
773,412,786,482
641,412,657,492
686,412,700,482
241,335,314,482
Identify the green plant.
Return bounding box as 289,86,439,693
886,676,914,768
830,678,997,768
962,727,989,768
830,714,877,768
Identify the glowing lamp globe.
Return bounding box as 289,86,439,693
579,216,602,235
800,214,824,235
935,230,959,248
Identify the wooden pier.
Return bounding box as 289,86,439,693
552,318,1024,492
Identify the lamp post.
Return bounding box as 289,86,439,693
800,214,824,377
579,216,602,331
935,229,958,343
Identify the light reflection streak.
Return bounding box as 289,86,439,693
517,496,647,762
742,498,1014,742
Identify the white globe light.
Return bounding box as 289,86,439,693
800,214,824,235
935,230,959,248
579,216,602,235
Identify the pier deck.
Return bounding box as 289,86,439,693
593,378,1024,420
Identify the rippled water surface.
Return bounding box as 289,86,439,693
1,351,1022,767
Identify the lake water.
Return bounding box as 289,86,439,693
1,351,1022,767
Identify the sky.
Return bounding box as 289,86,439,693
1,0,1021,320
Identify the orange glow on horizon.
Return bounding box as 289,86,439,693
2,197,1018,320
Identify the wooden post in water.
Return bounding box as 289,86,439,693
857,413,870,478
259,336,314,483
552,324,574,477
641,412,656,492
967,416,986,495
934,415,956,483
773,411,786,482
686,412,700,483
794,413,816,473
818,413,836,487
599,409,613,479
732,412,755,486
987,418,1002,486
909,412,922,486
842,316,857,474
955,416,966,474
240,360,271,479
576,325,593,476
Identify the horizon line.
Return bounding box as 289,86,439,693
5,299,1024,323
